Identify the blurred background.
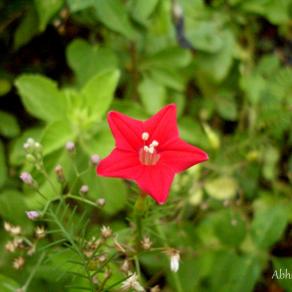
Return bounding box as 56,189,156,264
0,0,291,291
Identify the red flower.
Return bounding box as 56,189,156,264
97,104,208,204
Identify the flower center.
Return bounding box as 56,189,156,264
139,132,160,166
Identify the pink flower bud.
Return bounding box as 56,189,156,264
90,154,100,165
26,211,40,220
20,172,33,185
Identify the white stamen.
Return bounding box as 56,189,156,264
144,146,149,152
142,132,149,141
150,140,159,147
148,146,154,154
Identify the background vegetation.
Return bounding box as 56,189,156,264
0,0,291,291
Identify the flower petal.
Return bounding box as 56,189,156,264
135,164,175,204
108,111,143,151
160,138,208,173
143,104,178,148
97,148,143,179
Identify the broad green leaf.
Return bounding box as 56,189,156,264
272,257,292,292
195,30,235,82
240,72,266,104
214,209,246,247
0,111,20,138
205,176,238,200
0,141,7,188
251,204,288,249
67,0,95,12
0,189,28,224
80,125,114,157
131,0,159,24
150,68,185,91
66,39,118,86
94,0,137,39
0,274,19,292
0,79,12,96
142,47,192,69
14,6,39,50
262,145,279,181
216,92,237,121
185,20,223,53
179,117,207,147
84,171,127,215
34,0,64,31
15,74,67,122
138,77,166,115
81,69,120,118
217,255,261,292
41,120,75,155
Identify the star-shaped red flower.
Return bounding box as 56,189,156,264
97,104,208,204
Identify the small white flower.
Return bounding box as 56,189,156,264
121,273,145,292
170,251,180,273
101,225,112,239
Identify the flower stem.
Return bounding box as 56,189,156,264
22,252,46,291
155,220,183,292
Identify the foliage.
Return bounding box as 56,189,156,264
0,0,292,291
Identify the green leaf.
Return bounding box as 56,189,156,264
142,47,192,69
216,92,237,121
214,209,246,247
94,0,137,39
66,39,118,86
84,171,127,215
0,189,28,224
138,77,166,115
131,0,159,24
81,70,120,119
67,0,95,12
41,120,75,155
34,0,64,31
205,176,238,200
217,255,261,292
251,204,288,249
0,274,19,292
0,111,20,138
0,141,7,188
15,74,67,122
150,68,185,91
80,125,114,157
272,257,292,292
14,6,39,50
0,79,12,96
185,20,224,53
195,30,235,82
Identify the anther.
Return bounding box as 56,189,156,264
150,140,159,147
144,146,149,152
142,132,149,141
148,147,154,154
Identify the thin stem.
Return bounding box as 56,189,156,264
40,167,58,195
134,255,142,279
155,220,183,292
66,194,97,208
22,252,46,291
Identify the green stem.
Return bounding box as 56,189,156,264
66,194,97,208
22,252,46,291
156,220,183,292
